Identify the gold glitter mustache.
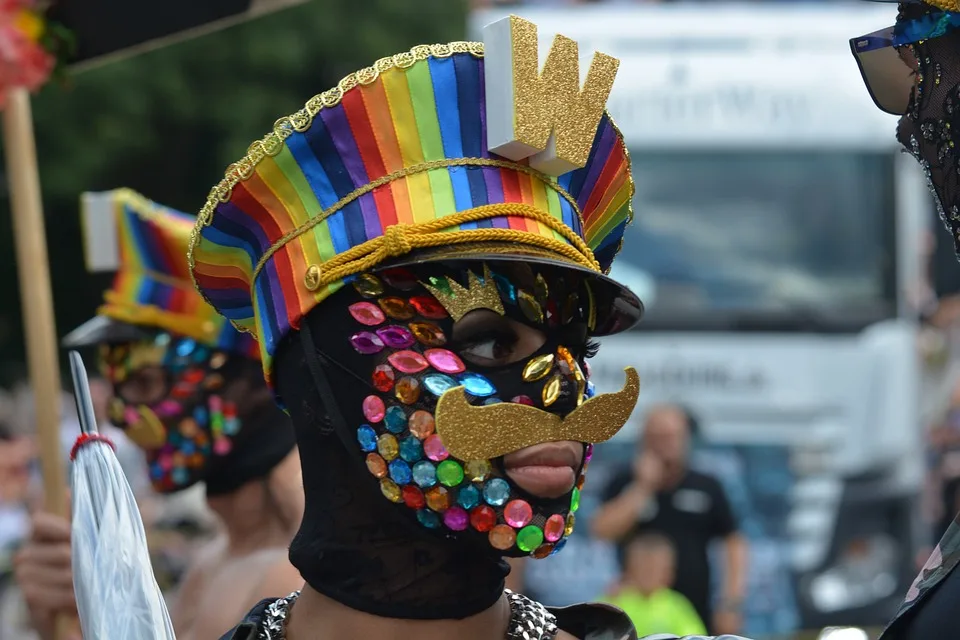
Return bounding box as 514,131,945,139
434,367,639,460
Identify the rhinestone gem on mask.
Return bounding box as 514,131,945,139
384,406,407,433
379,267,419,291
471,505,497,532
378,296,415,320
387,350,429,374
542,372,562,407
465,459,492,481
426,486,451,511
376,325,415,349
380,478,402,502
398,436,424,463
458,484,482,509
458,372,496,397
489,524,517,550
412,460,438,488
443,506,469,531
505,500,534,528
483,478,511,506
353,273,385,297
388,459,413,484
408,410,435,439
362,395,386,422
409,295,449,319
424,348,466,374
517,526,545,553
422,373,458,397
409,321,446,347
437,459,465,486
394,377,421,404
348,301,386,326
417,509,441,528
402,485,426,509
522,354,554,382
544,514,565,542
372,364,395,392
377,434,399,460
517,290,544,324
365,453,387,478
423,434,449,461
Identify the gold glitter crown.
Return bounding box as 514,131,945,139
421,264,505,322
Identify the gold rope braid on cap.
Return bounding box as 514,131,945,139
297,203,601,293
927,0,960,11
248,156,584,285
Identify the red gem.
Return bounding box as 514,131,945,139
470,505,497,532
183,368,205,384
511,395,535,406
372,364,396,392
379,268,420,291
410,296,448,319
171,382,194,398
547,300,559,326
402,485,426,509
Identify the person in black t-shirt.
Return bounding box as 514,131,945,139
591,404,748,636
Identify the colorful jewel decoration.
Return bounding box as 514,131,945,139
343,265,600,555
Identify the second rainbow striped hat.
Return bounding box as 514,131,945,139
189,16,642,385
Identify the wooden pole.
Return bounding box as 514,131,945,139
2,87,66,516
3,87,70,640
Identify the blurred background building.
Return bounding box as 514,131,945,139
0,1,953,638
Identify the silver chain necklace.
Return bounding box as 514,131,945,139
259,589,559,640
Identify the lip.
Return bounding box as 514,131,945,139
502,441,583,499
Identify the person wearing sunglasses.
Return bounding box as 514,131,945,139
853,1,960,638
13,189,303,640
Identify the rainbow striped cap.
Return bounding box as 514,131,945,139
62,188,259,359
189,16,641,385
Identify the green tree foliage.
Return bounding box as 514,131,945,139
0,0,467,376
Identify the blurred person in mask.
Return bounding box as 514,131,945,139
592,405,748,635
853,1,960,637
187,20,751,640
12,190,303,640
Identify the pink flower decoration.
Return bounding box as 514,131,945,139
0,0,55,108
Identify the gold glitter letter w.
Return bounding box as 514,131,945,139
483,15,619,176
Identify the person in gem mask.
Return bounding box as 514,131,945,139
13,189,303,640
190,17,752,640
853,2,960,637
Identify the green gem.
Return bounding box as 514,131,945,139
517,525,544,552
570,487,580,513
428,276,453,296
436,460,464,487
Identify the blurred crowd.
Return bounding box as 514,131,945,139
0,378,219,640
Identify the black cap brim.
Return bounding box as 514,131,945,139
61,316,152,349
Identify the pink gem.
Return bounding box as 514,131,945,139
511,395,535,406
376,325,415,349
387,350,429,374
424,349,465,374
443,506,469,531
159,455,173,471
424,434,449,462
583,360,592,378
504,500,533,528
124,406,140,424
155,400,181,418
544,514,565,542
349,302,386,326
214,438,232,456
584,443,594,463
350,331,385,355
362,395,386,423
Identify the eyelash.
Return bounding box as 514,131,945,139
584,340,600,360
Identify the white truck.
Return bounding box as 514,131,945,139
472,4,929,634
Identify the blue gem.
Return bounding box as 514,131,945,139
413,461,437,488
483,478,511,506
399,437,423,463
172,467,189,485
585,381,596,399
224,417,241,436
384,406,407,433
150,463,163,479
457,484,481,510
154,333,171,347
357,425,378,452
422,373,458,397
494,273,516,304
459,372,496,397
176,339,197,357
550,538,568,555
168,432,182,445
483,397,502,405
417,509,441,529
193,346,210,362
181,442,196,455
193,407,209,426
388,459,413,484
